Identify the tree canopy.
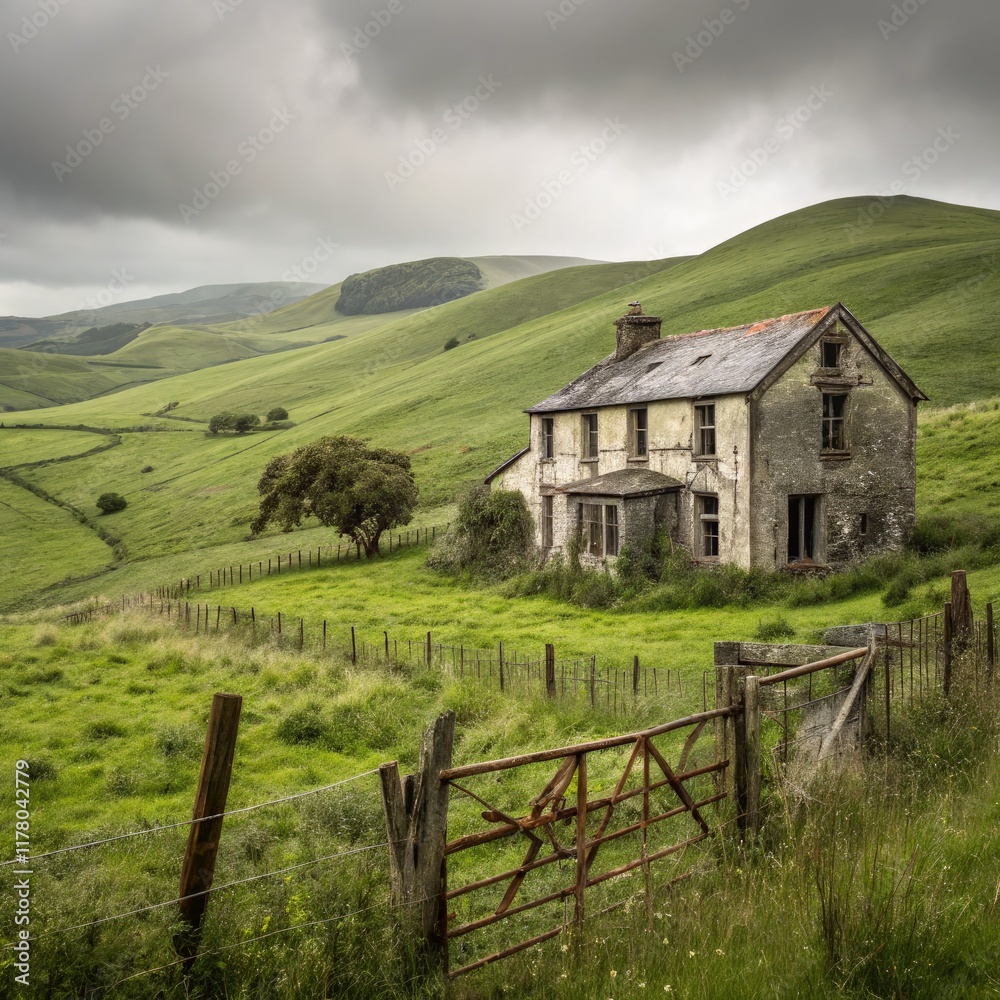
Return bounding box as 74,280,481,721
250,436,418,557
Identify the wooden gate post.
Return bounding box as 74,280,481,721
713,643,748,801
379,711,455,973
175,693,242,967
545,644,556,698
736,675,761,837
943,602,954,697
987,602,995,674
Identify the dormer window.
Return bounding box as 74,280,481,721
821,340,843,368
691,354,711,366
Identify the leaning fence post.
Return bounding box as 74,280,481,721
987,602,995,673
175,692,242,968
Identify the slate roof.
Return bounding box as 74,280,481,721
555,468,682,498
527,307,834,413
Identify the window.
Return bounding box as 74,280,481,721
694,403,716,457
697,494,719,558
788,495,819,563
860,512,869,538
628,407,648,458
646,361,662,373
542,495,553,548
541,417,554,460
577,502,619,558
582,412,599,460
821,340,843,368
605,505,619,557
821,392,848,452
691,354,712,366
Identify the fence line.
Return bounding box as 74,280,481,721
145,523,449,602
0,768,378,868
66,591,697,715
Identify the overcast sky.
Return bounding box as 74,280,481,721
0,0,997,316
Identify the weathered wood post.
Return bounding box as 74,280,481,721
951,570,974,656
426,631,433,668
736,675,761,837
351,626,357,664
545,643,556,698
713,643,748,800
379,711,455,973
632,655,640,697
175,693,242,967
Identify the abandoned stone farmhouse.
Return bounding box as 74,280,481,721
486,302,926,571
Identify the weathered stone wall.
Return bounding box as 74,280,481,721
749,326,917,570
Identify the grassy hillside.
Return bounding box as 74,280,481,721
0,196,997,606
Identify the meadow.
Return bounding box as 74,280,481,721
1,195,1000,997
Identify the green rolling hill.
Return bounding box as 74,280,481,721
1,195,999,608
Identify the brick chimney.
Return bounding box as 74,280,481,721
614,302,662,362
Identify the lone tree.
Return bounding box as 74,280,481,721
96,492,127,514
250,436,418,557
266,406,289,422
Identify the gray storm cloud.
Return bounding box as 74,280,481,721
0,0,996,314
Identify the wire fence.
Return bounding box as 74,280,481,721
66,591,706,717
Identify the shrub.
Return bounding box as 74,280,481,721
276,704,329,745
266,406,289,422
209,412,260,434
443,337,460,351
429,485,535,578
140,465,154,473
95,492,127,514
753,615,796,641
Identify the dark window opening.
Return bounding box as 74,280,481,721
694,403,716,457
541,417,554,459
691,354,712,366
821,340,843,368
646,361,663,373
629,407,648,458
860,512,868,537
822,392,848,452
788,495,819,563
697,494,719,558
542,495,553,548
582,413,599,460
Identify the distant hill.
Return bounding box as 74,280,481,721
22,322,151,357
0,281,327,349
334,258,485,315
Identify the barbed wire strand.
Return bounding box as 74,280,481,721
0,769,379,868
111,892,439,987
11,841,392,945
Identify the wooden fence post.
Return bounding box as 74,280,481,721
379,711,454,973
632,655,640,697
175,693,242,967
589,656,596,708
426,632,433,668
499,642,504,691
951,570,973,655
351,626,357,664
545,643,556,698
714,644,748,801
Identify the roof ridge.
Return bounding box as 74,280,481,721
667,305,833,341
